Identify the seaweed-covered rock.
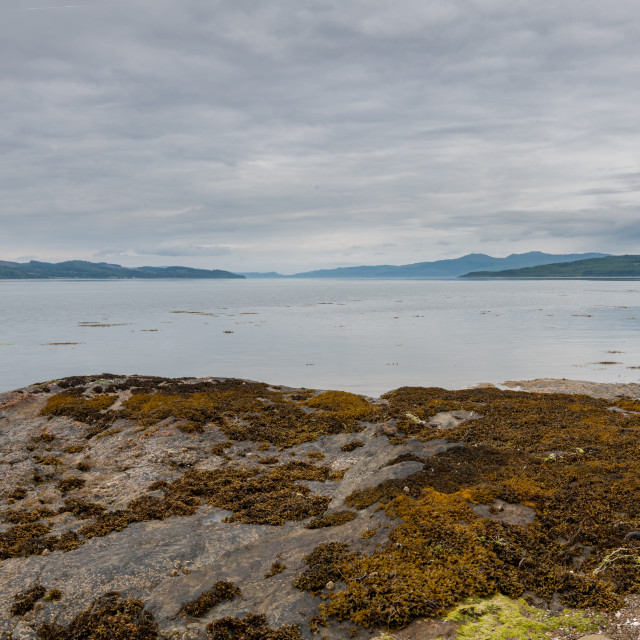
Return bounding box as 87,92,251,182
0,374,637,639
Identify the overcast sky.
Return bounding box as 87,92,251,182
2,0,639,273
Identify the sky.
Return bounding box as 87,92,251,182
2,0,639,274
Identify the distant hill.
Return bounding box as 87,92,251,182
287,252,608,279
238,271,287,279
0,260,244,279
461,255,640,279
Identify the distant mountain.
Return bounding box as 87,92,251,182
238,271,287,279
461,254,640,279
288,252,609,279
0,260,244,279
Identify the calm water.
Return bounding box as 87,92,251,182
1,279,639,396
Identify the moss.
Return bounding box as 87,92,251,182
444,594,603,639
305,510,357,529
207,614,303,640
179,581,241,617
37,591,157,639
57,477,86,493
294,542,354,592
10,584,46,616
341,440,364,452
265,560,286,578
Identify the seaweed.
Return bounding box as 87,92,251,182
41,393,117,424
5,507,55,524
8,487,28,501
0,522,51,560
265,560,286,578
60,498,106,519
305,510,357,529
33,432,56,444
341,440,364,452
57,477,86,493
207,614,303,640
179,581,241,617
294,542,355,592
44,588,63,602
10,584,46,616
37,591,157,640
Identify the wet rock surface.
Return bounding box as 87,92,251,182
1,375,640,639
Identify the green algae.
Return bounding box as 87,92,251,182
443,594,602,639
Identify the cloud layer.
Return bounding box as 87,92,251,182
2,0,639,272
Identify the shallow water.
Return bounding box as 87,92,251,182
1,279,639,396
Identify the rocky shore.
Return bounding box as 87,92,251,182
1,375,640,640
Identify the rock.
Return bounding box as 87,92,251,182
428,410,477,430
325,581,335,590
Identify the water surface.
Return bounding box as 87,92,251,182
1,279,639,396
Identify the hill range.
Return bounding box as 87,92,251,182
0,260,244,279
461,254,640,279
241,252,608,279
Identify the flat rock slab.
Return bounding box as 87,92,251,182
503,378,640,400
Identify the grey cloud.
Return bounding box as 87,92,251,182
1,0,640,270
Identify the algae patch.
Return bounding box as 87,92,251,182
444,594,602,639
